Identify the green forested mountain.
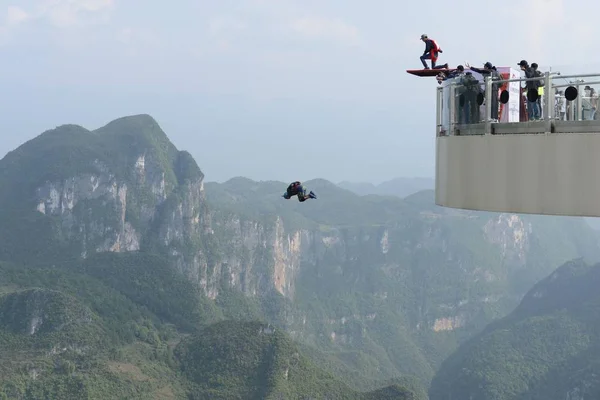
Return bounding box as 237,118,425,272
0,114,598,398
0,255,419,399
203,176,600,383
176,320,418,400
429,258,600,400
0,257,188,399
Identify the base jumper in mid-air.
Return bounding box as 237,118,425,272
419,34,448,70
282,181,317,202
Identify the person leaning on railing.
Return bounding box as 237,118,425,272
531,63,544,119
435,65,466,85
465,62,502,122
518,60,541,121
459,72,482,124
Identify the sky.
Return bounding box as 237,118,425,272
0,0,598,184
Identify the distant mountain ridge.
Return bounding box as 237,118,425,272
338,177,435,198
339,177,600,231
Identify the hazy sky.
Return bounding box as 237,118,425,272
0,0,597,183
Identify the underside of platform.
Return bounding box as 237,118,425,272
435,132,600,217
407,68,457,77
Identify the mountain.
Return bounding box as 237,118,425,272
339,177,435,198
0,254,423,399
0,261,418,400
203,178,600,384
0,257,191,399
1,114,600,397
429,258,600,400
0,115,209,277
176,320,418,400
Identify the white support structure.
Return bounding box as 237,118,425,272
436,133,600,216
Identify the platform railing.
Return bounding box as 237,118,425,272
437,71,600,136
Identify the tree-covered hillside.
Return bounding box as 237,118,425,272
0,255,422,399
204,177,600,383
177,320,419,400
429,258,600,400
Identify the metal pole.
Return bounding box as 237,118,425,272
484,76,492,135
449,83,456,136
576,83,583,121
551,73,600,79
436,86,442,136
543,72,552,133
553,80,600,88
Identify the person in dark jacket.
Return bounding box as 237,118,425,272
466,62,503,121
531,63,545,118
435,65,465,85
446,65,465,79
459,72,482,124
282,181,317,202
419,34,448,70
519,60,541,120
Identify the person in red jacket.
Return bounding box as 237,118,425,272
420,34,447,69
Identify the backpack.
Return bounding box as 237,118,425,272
288,181,301,194
534,70,544,88
462,74,480,93
491,69,502,81
491,69,504,89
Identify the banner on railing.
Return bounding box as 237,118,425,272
496,67,520,122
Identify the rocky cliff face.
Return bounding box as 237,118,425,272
32,150,210,271
208,204,561,311
208,215,305,299
34,162,142,256
202,181,600,382
9,115,558,317
0,115,210,286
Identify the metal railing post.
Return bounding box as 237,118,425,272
436,86,442,136
576,82,583,121
484,76,492,135
543,72,552,133
449,83,456,136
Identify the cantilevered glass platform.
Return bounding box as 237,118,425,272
435,68,600,217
